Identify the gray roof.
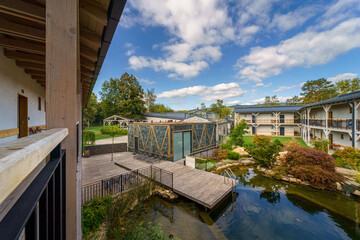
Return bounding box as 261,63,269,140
144,112,186,120
304,90,360,108
234,105,304,113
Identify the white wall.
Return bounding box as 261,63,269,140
145,116,181,122
0,47,45,144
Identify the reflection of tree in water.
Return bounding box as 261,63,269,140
232,166,283,205
286,193,324,215
259,191,280,206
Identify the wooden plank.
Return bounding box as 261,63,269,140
0,128,19,139
4,49,45,64
0,16,45,42
26,69,45,76
0,0,45,24
81,67,93,77
0,36,45,55
80,45,98,61
46,0,80,238
0,128,68,207
16,61,44,70
80,28,101,49
80,0,107,26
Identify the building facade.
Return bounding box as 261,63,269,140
128,122,217,161
0,0,126,239
234,91,360,149
234,105,302,137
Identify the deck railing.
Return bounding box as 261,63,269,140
81,165,173,204
328,119,352,129
0,128,68,240
309,119,326,127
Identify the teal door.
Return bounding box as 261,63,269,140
173,131,191,161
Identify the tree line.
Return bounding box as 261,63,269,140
260,77,360,106
83,72,177,126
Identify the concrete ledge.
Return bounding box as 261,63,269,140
84,143,127,156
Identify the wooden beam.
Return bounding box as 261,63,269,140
4,49,45,64
46,0,79,238
0,16,45,42
81,67,93,77
16,61,44,70
80,45,98,61
81,74,92,83
0,0,45,24
80,57,95,71
26,69,45,76
80,28,101,49
0,128,19,139
80,0,107,26
0,36,45,55
31,75,45,81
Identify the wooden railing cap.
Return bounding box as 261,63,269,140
0,128,68,205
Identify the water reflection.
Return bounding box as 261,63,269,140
139,166,360,239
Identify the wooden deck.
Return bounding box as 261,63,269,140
114,153,234,209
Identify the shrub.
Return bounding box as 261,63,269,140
332,147,360,169
312,139,329,153
228,151,240,160
215,149,229,160
229,119,249,147
282,147,344,189
83,130,95,145
220,138,233,150
82,196,113,235
244,135,282,167
120,128,128,135
284,139,301,149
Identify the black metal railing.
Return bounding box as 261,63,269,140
308,119,326,127
0,144,66,240
81,165,173,204
328,119,352,129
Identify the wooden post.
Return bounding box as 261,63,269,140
46,0,80,239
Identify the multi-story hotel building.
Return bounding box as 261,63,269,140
234,91,360,149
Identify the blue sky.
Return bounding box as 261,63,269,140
93,0,360,110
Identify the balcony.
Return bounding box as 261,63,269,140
0,128,68,239
328,119,352,130
309,119,326,127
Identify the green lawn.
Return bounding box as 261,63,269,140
243,135,309,148
85,126,126,141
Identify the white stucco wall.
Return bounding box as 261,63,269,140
0,47,46,144
145,116,181,122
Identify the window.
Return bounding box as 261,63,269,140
38,97,41,110
341,134,344,139
350,107,353,113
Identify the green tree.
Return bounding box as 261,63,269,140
262,95,281,106
144,88,156,112
209,99,230,118
336,78,360,95
285,95,302,105
301,78,337,104
99,73,146,120
83,93,99,127
229,119,249,146
200,103,207,110
101,124,121,161
244,135,283,167
151,104,174,113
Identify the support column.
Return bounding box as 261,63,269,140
46,0,80,239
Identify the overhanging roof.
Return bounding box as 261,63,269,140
234,105,304,113
144,112,186,120
0,0,127,106
304,90,360,108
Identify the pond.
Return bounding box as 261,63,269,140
136,166,360,240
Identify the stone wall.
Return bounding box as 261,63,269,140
84,143,127,156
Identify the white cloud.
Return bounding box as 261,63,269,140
127,0,234,78
226,100,241,105
328,73,358,82
236,18,360,82
270,6,317,32
157,82,246,101
139,79,156,85
273,83,303,93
